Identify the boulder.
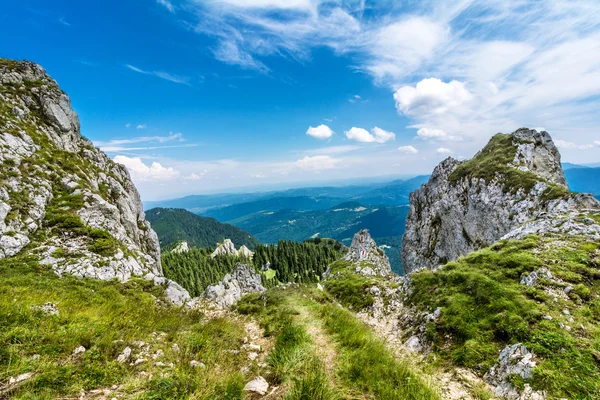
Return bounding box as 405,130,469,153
204,263,266,308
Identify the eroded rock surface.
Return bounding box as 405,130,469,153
0,59,189,305
402,128,600,273
344,229,392,276
204,263,265,308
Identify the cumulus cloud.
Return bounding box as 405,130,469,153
295,155,338,170
555,140,594,150
136,124,147,129
436,148,452,154
306,124,334,140
415,127,462,142
371,127,396,143
394,78,472,118
398,145,418,154
114,156,180,181
345,127,395,143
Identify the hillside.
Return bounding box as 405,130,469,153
202,195,345,222
225,203,409,273
146,208,260,250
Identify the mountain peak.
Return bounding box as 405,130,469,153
511,128,566,187
344,229,391,276
402,128,599,273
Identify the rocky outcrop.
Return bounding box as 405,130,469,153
402,128,600,273
344,229,392,276
211,238,254,259
171,241,189,254
484,344,545,400
204,263,265,308
0,59,189,304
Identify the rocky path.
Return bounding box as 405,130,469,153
293,296,339,384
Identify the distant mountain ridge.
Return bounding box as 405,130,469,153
564,167,600,197
144,175,431,213
146,208,260,250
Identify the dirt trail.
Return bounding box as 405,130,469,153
293,298,338,383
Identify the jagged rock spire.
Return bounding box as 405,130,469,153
344,229,392,276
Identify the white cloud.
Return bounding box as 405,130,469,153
125,64,190,85
345,127,395,143
157,0,175,13
345,127,373,143
136,124,147,129
114,156,180,181
416,128,447,139
555,140,594,150
398,145,418,154
306,124,333,140
295,155,338,170
436,147,453,154
95,132,191,152
394,78,472,119
216,0,314,10
595,141,600,146
371,127,396,143
184,170,207,180
125,123,131,128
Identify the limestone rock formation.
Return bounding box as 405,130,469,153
211,238,254,259
344,229,392,276
484,344,545,400
171,241,189,254
204,263,265,308
402,128,600,273
0,59,189,304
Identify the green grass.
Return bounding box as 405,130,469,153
448,132,571,201
319,303,439,400
236,290,337,399
0,255,256,399
323,260,375,310
409,235,600,398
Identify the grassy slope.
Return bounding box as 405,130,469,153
409,232,600,399
238,288,439,400
0,255,258,399
145,208,261,250
449,133,570,201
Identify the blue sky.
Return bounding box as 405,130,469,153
2,0,600,200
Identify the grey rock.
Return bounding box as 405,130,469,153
211,238,237,258
484,343,545,400
404,335,422,353
520,268,553,286
244,376,269,395
344,229,391,276
204,263,266,308
0,60,171,298
172,241,189,254
116,347,132,363
402,128,600,273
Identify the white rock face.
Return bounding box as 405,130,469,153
402,128,600,273
211,239,237,258
204,263,266,308
344,229,391,276
171,241,189,254
484,344,545,400
210,238,254,259
0,60,189,303
244,376,269,395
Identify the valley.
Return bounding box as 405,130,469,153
2,55,600,400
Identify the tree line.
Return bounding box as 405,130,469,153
161,239,345,296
